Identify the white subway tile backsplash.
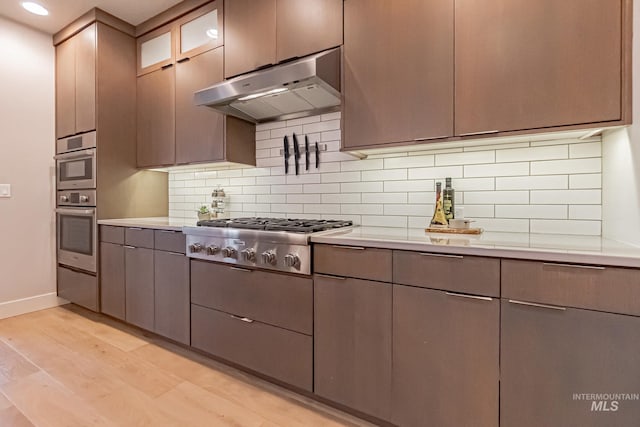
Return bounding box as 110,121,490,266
496,175,567,190
569,174,601,189
495,205,567,219
569,142,601,159
569,205,602,220
530,220,601,236
168,113,602,234
530,158,601,175
435,150,495,166
464,162,529,178
495,145,568,163
384,155,434,169
530,190,601,205
464,191,529,205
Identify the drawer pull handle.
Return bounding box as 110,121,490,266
230,266,252,273
158,230,177,233
419,253,463,259
542,262,605,271
414,135,448,142
166,251,184,256
508,300,566,311
315,273,346,280
459,130,500,137
231,315,254,323
331,245,365,250
127,227,144,230
445,292,493,301
124,245,136,249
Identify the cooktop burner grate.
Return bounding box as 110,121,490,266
196,217,353,233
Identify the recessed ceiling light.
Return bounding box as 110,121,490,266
21,2,49,16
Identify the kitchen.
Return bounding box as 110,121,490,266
0,0,639,426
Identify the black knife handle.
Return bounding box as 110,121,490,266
284,136,289,174
315,142,320,168
305,136,310,171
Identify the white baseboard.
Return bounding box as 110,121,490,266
0,293,68,320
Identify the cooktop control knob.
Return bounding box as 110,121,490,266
284,253,300,268
261,250,276,265
241,248,256,262
206,245,220,255
59,195,69,203
189,243,204,253
222,247,237,258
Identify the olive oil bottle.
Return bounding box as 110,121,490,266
443,177,455,220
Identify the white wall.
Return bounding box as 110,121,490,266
602,1,640,246
0,17,60,317
169,113,603,235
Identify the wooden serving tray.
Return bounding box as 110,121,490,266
425,227,483,235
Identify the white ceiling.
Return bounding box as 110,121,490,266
0,0,184,34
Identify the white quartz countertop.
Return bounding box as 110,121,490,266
310,227,640,269
97,217,198,231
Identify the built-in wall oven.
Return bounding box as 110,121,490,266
55,131,96,190
56,189,97,273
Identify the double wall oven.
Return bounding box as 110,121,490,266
55,131,99,310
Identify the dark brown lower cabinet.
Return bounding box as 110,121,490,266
314,275,392,421
191,304,312,391
392,285,499,427
124,246,154,330
154,251,190,345
99,242,125,320
501,299,640,427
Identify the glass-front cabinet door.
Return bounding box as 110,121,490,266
176,1,224,61
137,24,175,76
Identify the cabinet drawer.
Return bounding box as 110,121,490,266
124,227,154,249
191,304,312,391
314,244,392,282
154,230,186,253
57,266,98,311
393,251,500,297
100,225,124,244
502,259,640,316
191,260,312,335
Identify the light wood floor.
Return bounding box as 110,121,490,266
0,305,372,427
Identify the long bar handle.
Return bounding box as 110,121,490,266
414,135,449,142
315,273,346,280
230,315,254,323
459,130,500,137
508,299,567,311
542,262,605,271
331,245,365,250
446,292,493,301
419,252,463,259
230,266,252,273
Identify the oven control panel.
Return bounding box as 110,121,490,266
185,235,310,275
57,189,96,207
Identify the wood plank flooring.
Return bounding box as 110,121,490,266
0,305,372,427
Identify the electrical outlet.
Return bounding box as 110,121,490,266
0,184,11,198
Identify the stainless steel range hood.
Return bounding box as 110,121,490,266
194,48,341,123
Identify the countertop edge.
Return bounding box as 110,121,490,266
97,218,191,232
310,235,640,269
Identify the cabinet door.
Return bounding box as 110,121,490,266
56,36,75,139
501,299,640,427
100,242,125,320
175,48,225,164
176,0,224,61
343,0,454,148
125,246,154,330
455,0,622,135
137,66,176,167
75,24,96,134
314,275,392,421
276,0,343,62
137,25,174,76
224,0,276,78
154,251,189,345
392,285,499,427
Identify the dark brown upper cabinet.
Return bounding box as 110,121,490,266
275,0,343,63
136,0,255,168
224,0,343,78
455,0,626,137
56,24,96,139
342,0,454,149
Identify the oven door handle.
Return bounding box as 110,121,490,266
54,149,94,160
55,208,95,216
